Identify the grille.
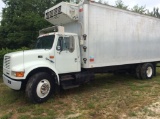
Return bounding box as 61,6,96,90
57,6,61,14
4,56,11,69
45,5,62,19
46,12,49,19
50,10,53,18
54,8,57,16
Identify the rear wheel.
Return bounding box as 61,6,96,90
141,63,154,79
135,64,142,79
25,72,54,103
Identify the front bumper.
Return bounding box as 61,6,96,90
3,74,22,90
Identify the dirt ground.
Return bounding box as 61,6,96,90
127,97,160,119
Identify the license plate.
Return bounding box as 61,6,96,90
8,80,11,84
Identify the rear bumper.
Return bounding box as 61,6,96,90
3,74,22,90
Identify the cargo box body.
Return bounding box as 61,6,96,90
46,1,160,69
64,2,160,69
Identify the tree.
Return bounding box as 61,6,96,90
115,0,128,10
147,7,160,18
98,0,103,4
131,4,146,14
153,7,160,18
104,1,109,5
0,0,62,49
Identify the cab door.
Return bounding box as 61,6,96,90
55,35,80,74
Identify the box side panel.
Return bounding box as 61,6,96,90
87,3,160,68
64,22,81,36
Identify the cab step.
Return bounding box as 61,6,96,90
62,84,79,90
60,75,79,89
60,75,74,81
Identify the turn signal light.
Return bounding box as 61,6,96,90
15,72,24,77
50,56,54,59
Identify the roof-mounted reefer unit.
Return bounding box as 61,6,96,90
45,2,79,25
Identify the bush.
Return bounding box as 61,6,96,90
0,47,29,74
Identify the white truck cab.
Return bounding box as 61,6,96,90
3,26,82,103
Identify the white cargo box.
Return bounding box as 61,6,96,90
45,1,160,69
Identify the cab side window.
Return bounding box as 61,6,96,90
57,36,75,52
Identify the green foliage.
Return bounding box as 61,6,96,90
98,0,103,3
115,0,128,10
131,4,146,14
0,0,58,49
0,112,13,119
98,0,108,5
103,1,108,5
0,47,29,73
148,7,160,18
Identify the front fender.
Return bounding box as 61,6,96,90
24,61,60,85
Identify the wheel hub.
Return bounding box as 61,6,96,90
36,79,51,98
41,83,50,95
146,67,153,77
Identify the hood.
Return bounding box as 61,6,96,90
24,49,50,56
5,50,24,58
23,49,50,63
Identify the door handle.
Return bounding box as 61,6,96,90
75,58,77,62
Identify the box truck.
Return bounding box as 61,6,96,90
3,0,160,103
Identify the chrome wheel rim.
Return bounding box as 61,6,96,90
146,67,153,78
36,79,51,98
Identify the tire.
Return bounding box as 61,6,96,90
141,63,154,79
25,72,54,103
135,64,142,79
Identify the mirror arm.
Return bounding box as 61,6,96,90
59,49,62,54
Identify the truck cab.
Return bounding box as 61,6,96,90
3,0,89,103
3,25,83,103
38,26,81,74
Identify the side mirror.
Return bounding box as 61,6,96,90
57,45,62,54
57,37,63,54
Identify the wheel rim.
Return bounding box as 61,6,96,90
36,79,51,98
146,66,153,78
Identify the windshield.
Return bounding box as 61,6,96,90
35,35,55,49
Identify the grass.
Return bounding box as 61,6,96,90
1,69,160,119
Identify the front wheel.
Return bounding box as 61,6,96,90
25,72,54,103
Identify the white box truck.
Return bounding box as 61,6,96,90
3,0,160,103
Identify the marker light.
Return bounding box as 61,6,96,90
50,56,54,59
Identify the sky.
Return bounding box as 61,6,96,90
0,0,5,21
0,0,5,12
